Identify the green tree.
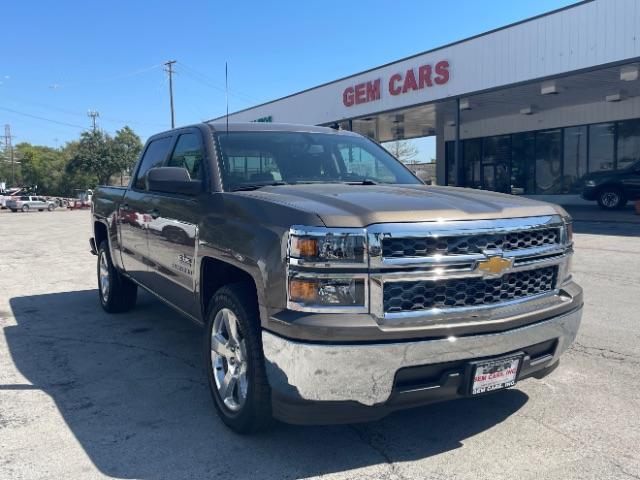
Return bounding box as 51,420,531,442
15,143,67,195
66,126,143,187
111,126,143,185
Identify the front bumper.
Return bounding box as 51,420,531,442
263,305,582,424
581,186,598,200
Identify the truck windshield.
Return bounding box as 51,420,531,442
216,131,422,191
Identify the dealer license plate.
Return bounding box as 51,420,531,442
471,356,521,395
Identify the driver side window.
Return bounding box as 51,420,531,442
167,133,204,181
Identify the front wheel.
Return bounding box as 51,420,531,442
205,283,274,433
21,205,29,212
97,240,137,313
47,204,54,211
597,187,626,210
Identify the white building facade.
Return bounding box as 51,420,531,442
213,0,640,200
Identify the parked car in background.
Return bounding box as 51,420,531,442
6,195,56,212
581,161,640,210
68,189,93,209
0,188,24,209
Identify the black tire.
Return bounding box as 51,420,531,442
47,204,54,211
21,205,29,212
204,283,274,433
10,209,16,213
597,187,626,210
97,240,137,313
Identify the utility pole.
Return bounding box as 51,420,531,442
88,109,100,131
164,60,177,128
4,125,14,186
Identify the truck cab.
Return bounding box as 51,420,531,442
91,122,583,433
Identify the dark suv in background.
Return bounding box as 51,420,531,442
581,161,640,210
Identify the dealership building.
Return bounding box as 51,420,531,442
214,0,640,202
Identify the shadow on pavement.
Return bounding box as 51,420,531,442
6,290,528,479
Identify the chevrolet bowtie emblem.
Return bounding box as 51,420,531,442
477,255,513,275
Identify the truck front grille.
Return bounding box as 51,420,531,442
383,266,557,313
382,228,560,258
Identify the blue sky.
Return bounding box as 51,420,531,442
2,0,576,159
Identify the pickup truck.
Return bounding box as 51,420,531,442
91,122,583,433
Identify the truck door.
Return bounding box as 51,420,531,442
119,135,173,285
144,129,204,318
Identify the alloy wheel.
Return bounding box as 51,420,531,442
99,250,110,301
210,308,248,412
601,191,620,208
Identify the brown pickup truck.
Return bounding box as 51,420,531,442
91,122,582,433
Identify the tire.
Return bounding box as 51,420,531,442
597,187,626,210
47,204,54,211
204,283,274,433
21,205,29,212
10,209,16,213
97,240,137,313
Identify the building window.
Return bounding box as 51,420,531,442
444,117,639,195
589,122,615,172
563,126,587,193
511,132,535,195
535,129,562,194
482,135,511,193
617,118,640,170
463,139,482,189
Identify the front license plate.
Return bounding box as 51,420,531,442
471,356,521,395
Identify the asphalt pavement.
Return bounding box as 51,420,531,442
0,207,639,480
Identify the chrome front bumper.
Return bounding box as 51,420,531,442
262,306,582,406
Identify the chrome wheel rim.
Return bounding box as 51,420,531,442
99,251,110,301
601,192,620,208
211,308,248,412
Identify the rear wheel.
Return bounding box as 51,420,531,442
205,283,274,433
21,205,29,213
597,187,626,210
97,240,137,313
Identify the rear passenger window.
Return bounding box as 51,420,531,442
134,137,173,190
167,133,204,181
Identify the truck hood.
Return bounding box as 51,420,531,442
236,184,564,227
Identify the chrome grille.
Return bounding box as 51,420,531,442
382,228,560,258
383,266,558,313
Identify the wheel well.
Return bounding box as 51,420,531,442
94,221,108,248
597,183,625,195
200,257,257,316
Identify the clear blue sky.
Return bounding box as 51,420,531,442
2,0,576,159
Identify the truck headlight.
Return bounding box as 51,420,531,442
288,275,366,308
289,227,366,266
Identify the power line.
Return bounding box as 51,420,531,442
179,62,258,104
0,106,87,130
48,63,164,90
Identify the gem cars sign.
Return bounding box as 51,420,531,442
342,60,450,107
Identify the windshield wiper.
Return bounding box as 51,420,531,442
345,179,378,185
231,181,289,192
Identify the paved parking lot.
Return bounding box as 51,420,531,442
1,208,639,480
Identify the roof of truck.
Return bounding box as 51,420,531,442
206,122,360,136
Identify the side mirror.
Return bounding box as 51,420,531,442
147,167,202,195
